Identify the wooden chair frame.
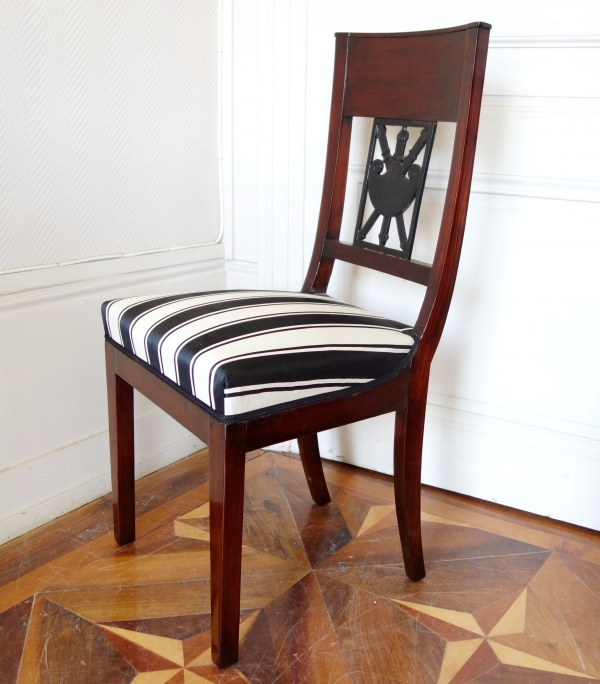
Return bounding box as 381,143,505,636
106,23,490,669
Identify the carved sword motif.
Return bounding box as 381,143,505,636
355,120,435,259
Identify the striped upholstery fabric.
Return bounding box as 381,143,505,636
102,290,418,421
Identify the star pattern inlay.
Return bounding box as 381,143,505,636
2,449,600,683
101,611,259,683
394,588,595,682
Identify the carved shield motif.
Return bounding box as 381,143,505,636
354,120,436,259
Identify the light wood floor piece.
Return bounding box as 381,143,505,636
1,448,599,683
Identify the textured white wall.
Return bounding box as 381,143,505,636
0,0,220,273
223,0,600,529
0,0,223,542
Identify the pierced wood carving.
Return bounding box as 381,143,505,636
354,119,436,260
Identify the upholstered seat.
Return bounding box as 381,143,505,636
102,290,417,421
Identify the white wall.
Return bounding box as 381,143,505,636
224,0,600,530
0,0,223,543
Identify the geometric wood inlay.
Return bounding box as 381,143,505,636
357,504,395,536
100,625,185,667
393,600,486,636
2,448,600,683
487,588,527,637
488,641,595,678
437,639,485,684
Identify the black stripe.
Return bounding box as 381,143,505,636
224,381,367,398
117,294,207,351
211,349,407,413
170,315,411,387
115,290,307,350
145,296,358,367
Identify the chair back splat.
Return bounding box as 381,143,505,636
103,23,490,670
303,23,491,366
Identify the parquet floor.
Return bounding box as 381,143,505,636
1,449,599,683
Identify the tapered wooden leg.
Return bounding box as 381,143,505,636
297,434,331,505
209,419,247,669
106,343,136,546
393,362,429,581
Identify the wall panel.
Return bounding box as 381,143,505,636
224,0,600,529
0,0,223,541
0,0,220,273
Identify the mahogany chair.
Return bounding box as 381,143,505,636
103,23,490,668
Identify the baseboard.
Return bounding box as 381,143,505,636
312,393,600,531
421,393,600,531
0,244,223,544
0,409,205,545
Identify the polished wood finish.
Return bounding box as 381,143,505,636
297,434,331,505
343,28,471,121
106,338,409,453
322,238,431,285
105,24,490,667
208,420,247,668
106,344,135,545
3,449,600,683
110,342,209,444
393,355,431,581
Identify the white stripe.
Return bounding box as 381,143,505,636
130,292,333,358
223,377,373,394
123,291,341,358
223,385,351,415
107,290,335,348
183,325,413,406
105,295,166,344
156,306,393,379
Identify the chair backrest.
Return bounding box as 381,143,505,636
303,23,490,361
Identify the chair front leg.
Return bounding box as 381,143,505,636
209,419,247,669
106,344,136,545
298,433,331,505
393,363,429,582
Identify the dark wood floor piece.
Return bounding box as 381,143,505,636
105,23,491,667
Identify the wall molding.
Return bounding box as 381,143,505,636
428,169,600,205
0,245,224,473
490,35,600,49
347,164,600,205
482,94,600,116
0,243,225,320
288,390,600,467
254,0,308,292
0,241,224,278
426,392,600,464
219,0,234,262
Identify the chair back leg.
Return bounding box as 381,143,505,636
393,363,429,581
297,434,331,505
209,419,247,669
106,345,136,545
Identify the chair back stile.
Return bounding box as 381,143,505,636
303,23,490,361
302,34,352,293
